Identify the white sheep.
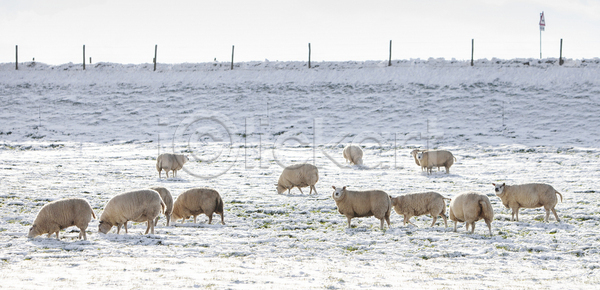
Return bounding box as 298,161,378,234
416,150,456,174
390,191,451,228
331,186,391,230
156,153,189,179
343,145,363,165
149,186,174,226
172,188,225,224
98,189,166,235
449,192,494,235
493,183,563,222
276,163,319,195
28,198,96,240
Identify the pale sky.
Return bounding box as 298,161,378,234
1,0,599,65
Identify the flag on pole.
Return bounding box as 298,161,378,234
539,11,545,31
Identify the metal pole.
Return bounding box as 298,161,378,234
388,40,392,66
231,45,235,70
15,45,18,70
559,39,563,65
471,39,474,66
308,43,311,69
153,45,157,71
540,30,542,59
83,45,86,70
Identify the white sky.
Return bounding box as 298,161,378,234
1,0,599,65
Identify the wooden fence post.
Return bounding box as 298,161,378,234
153,45,157,71
231,45,235,70
308,43,311,68
83,45,86,70
388,40,392,66
470,39,474,66
559,39,564,66
15,45,18,70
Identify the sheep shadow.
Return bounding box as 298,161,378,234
156,177,190,183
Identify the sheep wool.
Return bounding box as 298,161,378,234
98,189,165,235
493,183,563,222
390,191,451,228
149,186,174,226
172,188,225,225
449,192,494,235
276,163,319,195
28,198,96,241
331,186,391,230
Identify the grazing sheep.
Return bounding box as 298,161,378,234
98,189,166,235
172,188,225,225
449,192,494,235
28,198,96,241
149,186,174,226
493,183,563,222
331,186,391,230
343,145,363,165
276,163,319,195
416,150,456,174
390,192,451,228
156,153,189,179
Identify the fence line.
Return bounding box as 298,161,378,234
11,39,583,71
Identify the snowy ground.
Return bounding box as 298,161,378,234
1,59,600,289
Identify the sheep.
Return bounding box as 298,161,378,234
449,192,494,235
390,191,451,228
156,153,189,179
343,145,363,165
149,186,174,226
28,198,96,241
276,163,319,195
98,189,166,235
172,188,225,225
416,150,456,174
493,183,563,222
331,186,391,230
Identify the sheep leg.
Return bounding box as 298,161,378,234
453,221,458,232
441,214,448,228
545,209,550,223
166,171,170,178
116,224,122,234
220,213,225,225
346,216,352,228
124,222,129,234
430,216,437,227
208,213,213,224
310,185,317,195
486,221,492,236
193,215,198,223
379,218,384,230
551,208,560,222
445,166,450,174
173,170,177,178
470,222,476,234
297,187,304,195
155,216,160,227
167,214,171,226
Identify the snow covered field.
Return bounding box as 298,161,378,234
1,58,600,289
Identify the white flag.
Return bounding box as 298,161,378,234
539,11,545,31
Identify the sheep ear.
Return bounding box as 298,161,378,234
332,186,336,189
502,183,505,186
342,186,346,190
492,183,495,186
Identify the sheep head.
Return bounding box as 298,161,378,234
98,220,112,234
27,224,40,238
492,183,506,195
331,186,347,201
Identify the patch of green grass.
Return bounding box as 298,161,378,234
344,246,360,252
